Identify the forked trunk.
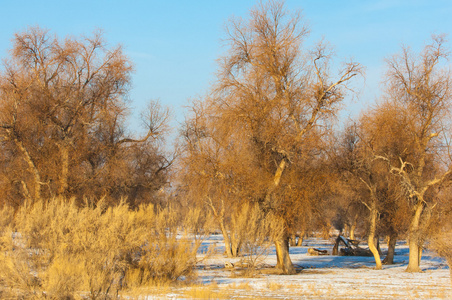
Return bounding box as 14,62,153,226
383,233,397,265
296,230,305,246
207,197,237,258
275,235,296,274
368,201,382,270
406,202,424,272
219,220,234,258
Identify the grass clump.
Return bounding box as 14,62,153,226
0,198,200,299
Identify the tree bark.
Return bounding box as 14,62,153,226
344,224,349,238
448,258,452,286
406,201,424,272
368,202,382,270
230,232,241,257
350,214,358,240
383,233,397,265
332,235,341,255
376,235,382,255
219,219,234,258
266,158,296,274
296,230,305,246
14,137,41,201
207,197,237,258
264,159,287,206
57,143,69,197
289,234,297,247
275,235,296,274
322,225,331,240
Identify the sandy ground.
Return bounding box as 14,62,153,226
143,235,452,299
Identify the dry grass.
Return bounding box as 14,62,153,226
430,229,452,286
266,281,283,291
0,198,201,299
181,286,231,299
231,281,253,290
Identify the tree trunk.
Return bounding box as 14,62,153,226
332,235,340,255
447,258,452,286
350,214,358,240
368,202,382,270
289,234,296,247
322,224,331,240
57,143,69,197
264,159,287,207
406,239,421,272
14,137,41,201
383,233,397,265
265,158,295,274
219,219,234,258
230,232,241,257
275,235,296,274
207,197,237,258
376,235,382,255
296,230,305,246
406,201,424,272
344,224,349,239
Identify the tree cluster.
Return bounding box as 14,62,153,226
1,0,451,279
0,27,171,208
178,1,452,274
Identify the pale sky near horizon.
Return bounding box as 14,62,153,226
1,0,451,137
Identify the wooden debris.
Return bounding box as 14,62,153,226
308,247,329,256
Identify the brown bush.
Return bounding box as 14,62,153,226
0,198,199,299
430,227,452,286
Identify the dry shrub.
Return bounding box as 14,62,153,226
267,281,283,291
0,205,14,228
430,229,452,286
234,203,283,273
429,207,452,286
125,238,198,287
181,281,230,299
0,198,200,299
183,206,216,238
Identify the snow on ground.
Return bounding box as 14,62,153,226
148,235,452,299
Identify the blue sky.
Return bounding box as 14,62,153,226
1,0,451,136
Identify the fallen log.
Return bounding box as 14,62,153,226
308,247,329,256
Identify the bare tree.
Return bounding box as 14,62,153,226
429,187,452,285
181,1,361,274
0,27,171,206
377,36,452,272
334,124,388,269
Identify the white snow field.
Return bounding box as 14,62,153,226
145,235,451,299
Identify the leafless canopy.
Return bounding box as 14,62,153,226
0,27,171,206
180,0,362,274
